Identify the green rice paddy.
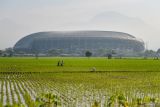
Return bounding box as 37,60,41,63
0,57,160,107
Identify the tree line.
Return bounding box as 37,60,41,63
0,47,160,58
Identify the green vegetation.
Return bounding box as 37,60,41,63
0,57,160,72
0,57,160,107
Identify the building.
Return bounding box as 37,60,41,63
14,31,145,56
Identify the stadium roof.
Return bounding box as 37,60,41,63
24,31,139,41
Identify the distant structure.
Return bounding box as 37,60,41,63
14,31,145,56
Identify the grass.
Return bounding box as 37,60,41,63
0,57,160,106
0,57,160,72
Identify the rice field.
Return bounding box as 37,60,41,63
0,57,160,107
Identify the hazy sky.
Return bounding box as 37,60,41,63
0,0,160,50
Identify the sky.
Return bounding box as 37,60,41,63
0,0,160,50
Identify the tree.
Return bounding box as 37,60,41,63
0,50,3,56
85,51,92,58
5,48,14,57
157,48,160,56
144,50,156,58
105,49,115,59
107,54,112,59
157,48,160,53
153,48,160,60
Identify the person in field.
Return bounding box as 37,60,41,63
57,60,60,66
60,60,64,66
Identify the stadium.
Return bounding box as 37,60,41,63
14,31,145,56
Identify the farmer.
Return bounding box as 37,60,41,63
57,60,60,66
60,60,64,66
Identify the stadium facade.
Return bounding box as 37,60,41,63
14,31,145,56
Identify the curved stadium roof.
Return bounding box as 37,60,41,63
14,31,145,53
18,31,137,39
